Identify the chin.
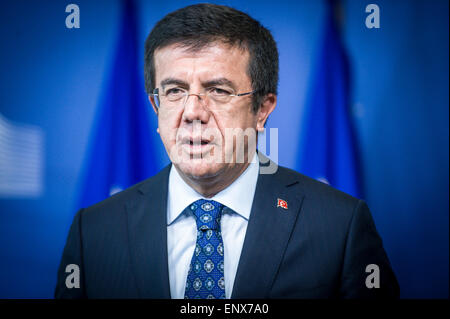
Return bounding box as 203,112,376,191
176,160,225,181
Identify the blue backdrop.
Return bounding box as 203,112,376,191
0,0,448,298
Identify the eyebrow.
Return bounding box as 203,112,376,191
202,78,236,91
160,78,189,89
159,77,236,91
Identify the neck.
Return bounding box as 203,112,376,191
175,161,252,198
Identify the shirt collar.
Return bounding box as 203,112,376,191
167,152,259,225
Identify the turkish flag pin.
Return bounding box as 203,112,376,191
277,198,288,210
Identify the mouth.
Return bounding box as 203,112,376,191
189,139,210,146
179,136,215,156
181,136,212,146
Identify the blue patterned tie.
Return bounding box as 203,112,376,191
184,199,225,299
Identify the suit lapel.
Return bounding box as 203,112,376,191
125,155,304,299
231,159,305,298
126,164,171,298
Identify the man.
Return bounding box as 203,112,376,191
55,4,399,298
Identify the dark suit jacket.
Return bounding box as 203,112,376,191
55,157,399,298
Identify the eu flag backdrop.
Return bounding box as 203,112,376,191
299,0,362,198
77,0,158,209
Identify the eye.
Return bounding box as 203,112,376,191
165,88,185,96
209,87,232,96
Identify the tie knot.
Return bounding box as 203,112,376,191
189,199,224,231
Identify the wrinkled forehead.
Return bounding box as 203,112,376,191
154,38,248,61
153,41,251,87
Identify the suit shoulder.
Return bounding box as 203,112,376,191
81,165,170,220
271,165,366,237
275,165,361,211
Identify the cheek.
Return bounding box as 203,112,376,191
158,108,183,143
213,107,256,133
211,109,257,158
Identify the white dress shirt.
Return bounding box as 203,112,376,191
166,153,259,299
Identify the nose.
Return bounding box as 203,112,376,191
182,93,211,124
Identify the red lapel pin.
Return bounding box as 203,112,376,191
277,198,288,210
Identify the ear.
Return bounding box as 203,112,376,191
256,93,277,131
148,95,160,134
148,95,159,115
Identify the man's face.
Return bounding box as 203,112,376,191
152,42,266,182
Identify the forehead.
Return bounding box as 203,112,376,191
153,42,250,86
